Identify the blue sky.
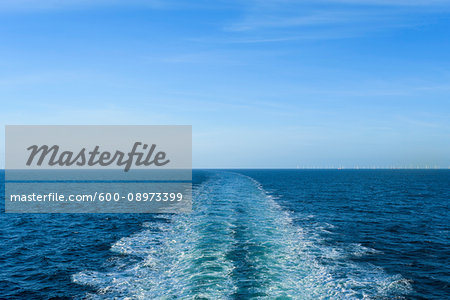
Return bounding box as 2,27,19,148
0,0,449,168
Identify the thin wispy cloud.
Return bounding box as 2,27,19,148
313,0,450,6
0,0,448,13
225,11,360,32
221,0,450,42
0,0,167,12
247,0,450,7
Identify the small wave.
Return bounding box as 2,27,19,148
350,243,383,257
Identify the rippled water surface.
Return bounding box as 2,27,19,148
0,170,449,299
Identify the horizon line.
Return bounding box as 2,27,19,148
0,167,449,171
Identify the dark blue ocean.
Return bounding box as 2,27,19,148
0,170,449,299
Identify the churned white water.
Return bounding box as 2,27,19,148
73,171,411,299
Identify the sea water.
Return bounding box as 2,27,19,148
0,170,448,299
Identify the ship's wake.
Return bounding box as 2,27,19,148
73,171,411,299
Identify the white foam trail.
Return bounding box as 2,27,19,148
73,171,411,299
